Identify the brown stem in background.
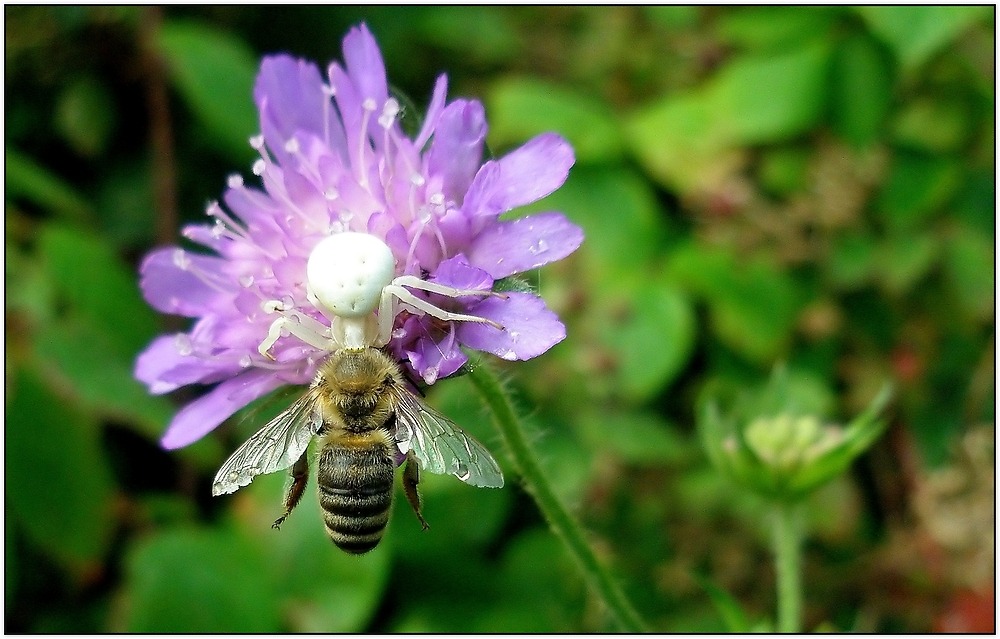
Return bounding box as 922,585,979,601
139,6,178,247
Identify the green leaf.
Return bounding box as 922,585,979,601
666,244,804,363
942,224,994,322
715,6,837,52
55,76,116,157
892,98,973,154
827,231,878,290
708,42,831,144
487,76,624,164
643,5,701,31
626,90,741,193
591,280,697,401
876,232,939,294
118,528,282,632
94,161,157,247
758,147,809,196
857,6,992,71
694,574,752,632
875,153,961,231
829,35,894,148
157,21,258,164
6,367,115,565
5,147,94,224
414,6,521,66
579,410,691,466
34,315,175,440
38,224,160,358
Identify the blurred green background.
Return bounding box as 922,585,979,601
5,6,994,632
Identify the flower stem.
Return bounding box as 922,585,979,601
773,501,803,633
469,365,647,632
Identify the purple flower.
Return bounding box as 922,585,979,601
135,24,583,450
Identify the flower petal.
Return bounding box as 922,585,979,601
430,254,493,291
463,133,574,219
160,371,286,450
140,248,229,317
342,23,388,106
414,74,448,149
254,55,331,160
404,322,468,385
427,99,487,204
135,334,238,395
467,212,584,279
457,293,566,361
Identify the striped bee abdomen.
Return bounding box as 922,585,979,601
316,432,395,554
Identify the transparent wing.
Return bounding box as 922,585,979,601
394,390,504,488
211,390,323,496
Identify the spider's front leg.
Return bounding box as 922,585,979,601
374,276,506,346
258,300,337,359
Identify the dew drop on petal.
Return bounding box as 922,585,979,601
174,334,194,356
239,274,255,288
324,187,339,201
455,461,471,481
284,137,300,154
528,239,549,256
500,349,517,361
424,366,439,385
239,354,252,368
172,249,190,270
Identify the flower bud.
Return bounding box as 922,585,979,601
700,367,892,501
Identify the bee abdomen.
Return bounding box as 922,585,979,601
316,439,395,554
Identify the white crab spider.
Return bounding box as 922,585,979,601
257,232,502,359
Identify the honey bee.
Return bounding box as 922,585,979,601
212,346,504,554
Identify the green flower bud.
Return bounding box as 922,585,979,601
699,367,892,502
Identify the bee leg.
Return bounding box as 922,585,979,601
273,451,309,530
402,451,430,531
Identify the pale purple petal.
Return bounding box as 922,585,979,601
414,74,448,149
457,293,566,361
430,254,493,291
328,63,365,172
467,212,584,279
342,24,388,106
427,99,487,204
160,371,286,450
405,323,467,385
254,55,330,161
135,334,238,394
140,248,229,317
463,133,574,219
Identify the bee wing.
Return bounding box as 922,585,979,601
211,390,323,496
394,390,504,488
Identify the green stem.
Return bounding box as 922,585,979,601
469,365,647,633
773,501,803,633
